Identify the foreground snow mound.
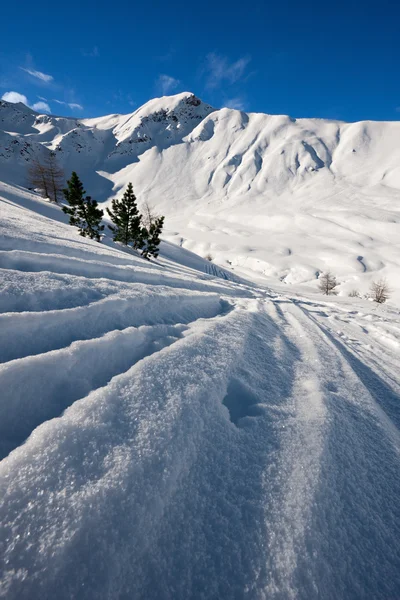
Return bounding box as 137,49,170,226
1,185,400,599
1,95,400,299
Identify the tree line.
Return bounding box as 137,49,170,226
28,153,164,260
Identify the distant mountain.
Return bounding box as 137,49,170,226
1,92,400,297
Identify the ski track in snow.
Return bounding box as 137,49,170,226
1,189,400,599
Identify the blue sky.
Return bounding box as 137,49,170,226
1,0,399,121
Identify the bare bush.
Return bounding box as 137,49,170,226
205,253,213,262
348,289,361,298
45,152,64,203
318,271,338,295
28,151,64,202
28,155,50,199
141,200,158,230
370,278,390,304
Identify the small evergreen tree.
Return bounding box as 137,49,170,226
62,172,104,241
62,171,85,214
141,216,164,260
82,196,105,241
318,271,338,295
106,183,142,246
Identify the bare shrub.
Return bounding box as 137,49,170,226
28,151,64,202
348,289,361,298
44,151,64,203
370,278,390,304
205,253,213,261
141,200,158,230
318,271,338,295
28,155,50,199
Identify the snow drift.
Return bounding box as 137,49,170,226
1,93,400,598
1,93,400,300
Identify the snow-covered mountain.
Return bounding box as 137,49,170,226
1,92,400,300
1,175,400,599
1,97,400,599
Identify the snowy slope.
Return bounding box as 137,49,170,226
1,183,400,599
1,94,399,301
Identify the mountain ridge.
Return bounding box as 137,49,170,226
1,92,399,299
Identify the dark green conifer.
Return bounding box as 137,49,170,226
106,183,142,246
141,216,164,260
62,172,104,241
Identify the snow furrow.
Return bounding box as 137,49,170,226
0,249,240,295
0,290,227,363
0,302,257,600
261,299,400,599
0,268,132,313
0,322,188,460
262,300,328,598
1,166,400,599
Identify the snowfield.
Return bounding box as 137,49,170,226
1,178,400,599
1,94,400,301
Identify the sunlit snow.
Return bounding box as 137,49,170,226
1,96,400,599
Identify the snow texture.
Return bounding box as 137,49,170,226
1,96,400,599
1,94,400,302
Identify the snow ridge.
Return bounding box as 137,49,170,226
1,181,400,599
1,93,400,298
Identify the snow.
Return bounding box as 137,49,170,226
1,97,400,598
1,94,400,301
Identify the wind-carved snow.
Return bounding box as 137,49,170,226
1,106,400,599
1,93,400,300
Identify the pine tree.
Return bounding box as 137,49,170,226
62,171,85,222
62,172,104,241
106,183,142,246
141,216,164,260
82,196,105,241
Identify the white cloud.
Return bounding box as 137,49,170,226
204,53,250,89
224,97,246,111
1,91,29,105
20,67,53,83
53,99,84,111
157,74,180,95
2,91,51,113
31,101,51,113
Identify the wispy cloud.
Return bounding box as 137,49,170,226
81,46,99,57
2,91,50,113
53,99,84,111
204,53,250,89
225,97,246,111
157,74,180,95
20,67,53,83
396,106,400,113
